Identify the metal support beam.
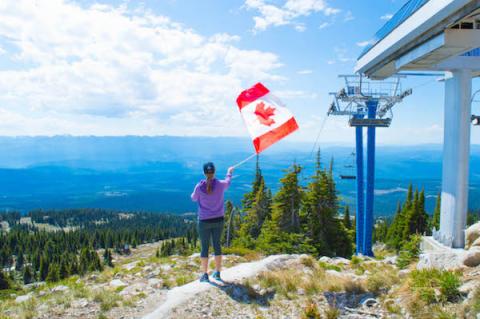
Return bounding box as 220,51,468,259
363,100,378,257
438,69,472,248
355,115,365,255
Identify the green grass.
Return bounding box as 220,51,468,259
93,289,123,311
318,261,341,272
408,269,461,304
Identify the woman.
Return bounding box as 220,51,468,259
191,162,234,282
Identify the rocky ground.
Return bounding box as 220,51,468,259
3,241,480,319
0,241,256,319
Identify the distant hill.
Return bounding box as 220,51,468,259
0,136,479,216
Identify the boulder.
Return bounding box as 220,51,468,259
465,222,480,248
148,278,162,289
459,280,479,295
15,293,33,303
109,279,126,288
463,248,480,267
471,237,480,248
52,285,69,292
319,256,332,263
417,252,465,270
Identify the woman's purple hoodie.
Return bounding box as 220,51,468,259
191,174,232,220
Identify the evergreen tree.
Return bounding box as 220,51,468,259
386,201,405,250
39,255,49,281
241,155,263,211
223,201,238,247
59,259,69,279
343,206,352,229
237,178,272,247
300,149,352,257
15,252,24,271
432,192,441,231
373,218,388,243
0,269,10,289
103,248,113,267
23,265,33,284
46,263,60,283
404,188,429,238
257,164,313,253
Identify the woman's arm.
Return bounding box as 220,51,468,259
191,184,200,201
220,167,234,190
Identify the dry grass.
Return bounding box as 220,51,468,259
257,259,367,299
366,264,400,294
92,288,123,312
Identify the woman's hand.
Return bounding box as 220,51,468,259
227,167,234,175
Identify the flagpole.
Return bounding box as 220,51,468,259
231,153,257,169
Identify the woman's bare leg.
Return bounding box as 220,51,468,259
201,257,208,273
214,255,222,272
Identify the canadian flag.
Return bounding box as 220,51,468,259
236,83,299,153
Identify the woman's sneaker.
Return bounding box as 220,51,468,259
211,271,221,281
200,273,209,282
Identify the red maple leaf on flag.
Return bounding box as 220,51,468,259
254,102,276,126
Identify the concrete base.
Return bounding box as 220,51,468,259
418,236,466,270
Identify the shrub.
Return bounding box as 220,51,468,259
438,271,461,302
350,255,362,265
397,234,421,269
408,269,461,304
366,266,399,295
301,301,321,319
324,306,340,319
93,289,122,311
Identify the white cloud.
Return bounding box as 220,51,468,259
356,40,373,47
244,0,340,31
297,69,313,75
332,47,354,63
343,11,354,22
294,24,306,32
318,22,330,29
380,13,393,20
0,0,285,136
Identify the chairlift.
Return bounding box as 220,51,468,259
340,152,356,180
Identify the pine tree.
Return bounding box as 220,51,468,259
39,255,49,281
343,206,352,229
59,259,69,279
386,201,405,250
237,178,272,247
257,164,312,253
103,248,113,267
404,188,429,238
432,193,441,231
373,218,388,243
300,149,352,257
223,201,237,247
0,269,10,289
241,155,263,211
23,265,33,284
15,252,24,271
46,263,60,283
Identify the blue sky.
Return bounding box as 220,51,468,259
0,0,478,145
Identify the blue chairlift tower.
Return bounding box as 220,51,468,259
328,74,411,256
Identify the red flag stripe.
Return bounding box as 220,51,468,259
236,83,270,110
253,117,299,153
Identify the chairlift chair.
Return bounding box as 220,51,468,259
339,152,356,180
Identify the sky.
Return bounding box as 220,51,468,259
0,0,479,145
